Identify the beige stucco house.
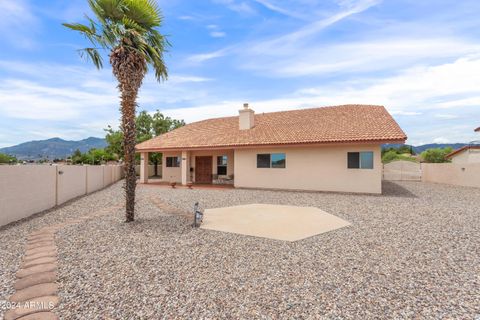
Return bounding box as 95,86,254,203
136,104,406,194
446,126,480,164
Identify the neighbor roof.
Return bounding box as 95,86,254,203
136,104,407,151
446,145,480,159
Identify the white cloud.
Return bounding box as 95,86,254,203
252,0,308,19
186,47,232,63
213,0,256,15
210,31,227,38
433,137,450,144
0,0,39,48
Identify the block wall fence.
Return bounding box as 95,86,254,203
0,165,124,227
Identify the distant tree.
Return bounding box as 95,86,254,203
105,110,185,176
382,150,418,164
420,147,453,163
71,148,116,165
0,153,17,164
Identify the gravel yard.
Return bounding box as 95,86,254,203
1,181,480,319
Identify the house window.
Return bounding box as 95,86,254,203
217,155,227,175
271,153,286,168
257,153,286,168
257,154,271,168
166,156,180,167
348,152,374,169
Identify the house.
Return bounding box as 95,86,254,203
446,126,480,164
135,104,407,194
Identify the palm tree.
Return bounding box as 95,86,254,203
64,0,168,222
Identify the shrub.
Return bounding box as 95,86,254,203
420,147,453,163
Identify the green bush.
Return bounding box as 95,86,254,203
420,147,453,163
0,153,17,164
381,149,418,164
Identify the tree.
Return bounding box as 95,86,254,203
420,147,453,163
64,0,169,222
104,109,184,176
0,153,17,164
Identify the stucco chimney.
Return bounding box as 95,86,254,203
239,103,255,130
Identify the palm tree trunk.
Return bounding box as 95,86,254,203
111,46,147,222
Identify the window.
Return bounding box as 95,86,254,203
257,154,271,168
257,153,286,168
347,152,374,169
271,153,286,168
217,155,227,175
166,156,180,167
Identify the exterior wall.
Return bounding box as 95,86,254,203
57,165,87,205
422,163,480,188
190,150,234,183
450,149,480,164
0,165,124,227
135,165,162,177
234,144,382,194
87,166,104,193
162,151,182,183
383,160,421,181
0,165,57,227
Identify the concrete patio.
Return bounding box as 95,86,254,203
201,204,351,241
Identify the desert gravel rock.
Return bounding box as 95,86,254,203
2,181,480,319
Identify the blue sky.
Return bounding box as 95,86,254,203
0,0,479,148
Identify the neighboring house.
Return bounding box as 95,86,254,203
446,126,480,164
446,146,480,164
135,104,406,194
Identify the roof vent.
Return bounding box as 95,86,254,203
239,103,255,130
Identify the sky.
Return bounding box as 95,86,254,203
0,0,479,148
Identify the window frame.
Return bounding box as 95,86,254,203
256,153,286,169
347,151,374,169
217,155,228,175
166,156,181,168
271,153,286,168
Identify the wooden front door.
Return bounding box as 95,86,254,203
195,156,213,184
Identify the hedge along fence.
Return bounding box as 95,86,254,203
0,165,124,227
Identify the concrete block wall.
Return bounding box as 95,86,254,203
0,165,124,227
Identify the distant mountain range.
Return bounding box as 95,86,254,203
0,137,107,160
382,143,468,154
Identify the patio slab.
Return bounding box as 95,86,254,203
201,204,351,241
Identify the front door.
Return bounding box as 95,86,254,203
195,156,213,184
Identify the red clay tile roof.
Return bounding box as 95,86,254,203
446,145,480,159
136,104,407,151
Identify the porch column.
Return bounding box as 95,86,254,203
140,152,149,184
181,150,189,185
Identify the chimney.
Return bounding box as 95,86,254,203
239,103,255,130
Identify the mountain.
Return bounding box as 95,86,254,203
383,143,468,154
0,137,107,160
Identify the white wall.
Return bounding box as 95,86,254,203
383,160,421,181
135,164,162,177
0,165,124,227
57,165,87,205
87,166,104,193
234,144,382,194
422,163,480,188
451,149,480,164
0,165,57,227
162,152,182,183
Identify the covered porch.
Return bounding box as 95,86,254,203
138,149,235,186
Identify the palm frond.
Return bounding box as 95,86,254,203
124,0,162,28
78,48,104,69
64,0,169,81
